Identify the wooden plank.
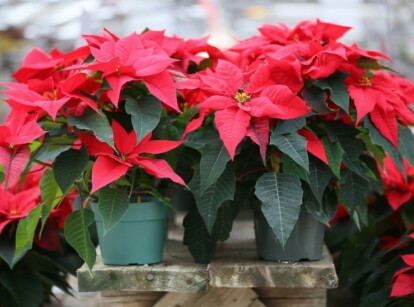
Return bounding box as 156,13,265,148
209,243,338,289
154,287,264,307
100,291,165,307
77,217,338,293
255,288,327,307
77,239,208,293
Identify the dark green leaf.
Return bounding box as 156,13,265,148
125,96,162,142
322,137,344,178
270,132,309,172
0,234,25,269
68,108,114,147
189,163,235,235
309,156,334,204
360,155,383,194
359,289,389,307
280,153,309,183
302,183,330,225
183,208,217,264
399,126,414,167
53,147,89,194
326,122,367,178
365,117,403,172
0,270,21,307
211,201,233,241
273,117,306,135
255,172,303,247
340,169,369,215
198,142,231,193
14,271,44,307
64,209,96,273
14,206,42,261
315,71,350,113
35,144,71,163
301,85,330,113
98,187,129,235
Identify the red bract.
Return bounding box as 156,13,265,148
391,254,414,297
1,80,70,120
76,31,179,111
344,65,414,147
378,155,414,210
79,120,185,193
182,60,310,159
0,167,43,234
0,110,45,187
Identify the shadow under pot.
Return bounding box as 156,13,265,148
254,207,325,262
92,199,168,265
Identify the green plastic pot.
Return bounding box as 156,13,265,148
254,207,325,261
93,199,168,265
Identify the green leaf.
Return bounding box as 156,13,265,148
340,169,369,215
280,153,309,183
357,57,396,73
359,155,383,194
64,209,96,273
364,117,404,172
326,122,367,178
273,117,306,135
0,234,25,269
40,169,63,209
35,144,71,163
125,96,162,142
14,206,42,261
189,163,235,235
211,201,233,242
302,183,330,225
399,126,414,167
98,187,129,235
359,289,389,307
198,141,231,193
14,271,44,307
315,71,350,113
53,147,89,194
309,156,334,204
255,173,303,247
68,108,114,147
322,137,344,178
0,271,22,307
183,208,217,264
301,85,330,113
270,132,309,172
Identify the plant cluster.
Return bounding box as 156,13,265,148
1,19,414,305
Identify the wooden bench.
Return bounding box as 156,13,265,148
77,219,338,306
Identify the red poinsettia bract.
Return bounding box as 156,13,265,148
378,154,414,211
181,60,310,160
79,120,185,193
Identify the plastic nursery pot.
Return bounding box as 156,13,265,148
92,199,168,265
254,207,325,262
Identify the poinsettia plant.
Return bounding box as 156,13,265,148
178,19,414,263
326,153,414,305
0,28,221,272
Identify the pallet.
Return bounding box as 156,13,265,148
78,219,338,306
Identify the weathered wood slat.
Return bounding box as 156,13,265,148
77,218,338,294
209,244,338,288
77,240,208,293
100,291,165,307
255,288,327,307
154,287,264,307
